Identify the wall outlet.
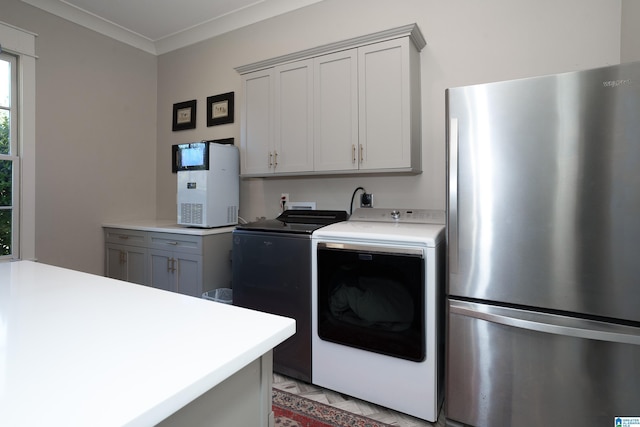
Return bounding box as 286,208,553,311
360,193,373,208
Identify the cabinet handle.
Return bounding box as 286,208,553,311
352,145,356,164
268,151,273,168
120,251,126,264
166,241,178,246
118,235,129,240
359,144,364,163
274,151,278,167
167,258,172,273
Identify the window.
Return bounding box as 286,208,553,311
0,51,17,258
0,22,36,261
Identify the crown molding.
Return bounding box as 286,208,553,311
154,0,323,55
235,23,426,75
20,0,325,56
21,0,157,54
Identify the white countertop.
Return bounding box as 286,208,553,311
0,261,295,427
102,219,236,235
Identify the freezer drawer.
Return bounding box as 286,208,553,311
446,300,640,427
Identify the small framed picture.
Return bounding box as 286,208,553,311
172,100,196,131
207,92,234,127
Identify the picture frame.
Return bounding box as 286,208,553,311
172,100,197,131
207,92,234,127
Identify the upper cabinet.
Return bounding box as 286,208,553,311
358,38,420,171
240,61,315,175
273,59,315,174
240,68,273,175
237,24,425,178
313,49,359,172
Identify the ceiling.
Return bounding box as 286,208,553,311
21,0,324,55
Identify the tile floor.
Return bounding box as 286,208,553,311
273,373,446,427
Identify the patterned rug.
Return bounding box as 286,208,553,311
273,388,393,427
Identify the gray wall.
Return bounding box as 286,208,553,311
2,0,637,274
622,0,640,62
3,0,158,274
156,0,622,223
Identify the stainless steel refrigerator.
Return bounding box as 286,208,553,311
445,62,640,427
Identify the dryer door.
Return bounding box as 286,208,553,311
316,242,425,361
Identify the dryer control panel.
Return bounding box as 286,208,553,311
349,208,445,225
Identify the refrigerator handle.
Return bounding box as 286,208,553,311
450,300,640,346
448,118,459,273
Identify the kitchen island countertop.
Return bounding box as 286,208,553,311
0,260,295,426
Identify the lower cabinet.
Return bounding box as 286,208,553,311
105,243,148,285
104,226,232,298
104,228,148,285
149,249,202,297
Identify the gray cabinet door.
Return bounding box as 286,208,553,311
150,249,174,292
313,49,358,172
274,59,314,173
358,38,416,171
150,249,202,297
175,253,202,297
106,243,147,285
241,69,273,175
125,246,147,285
105,244,126,281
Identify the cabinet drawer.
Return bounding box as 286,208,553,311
149,232,202,255
104,228,148,247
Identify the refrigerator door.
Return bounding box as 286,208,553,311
447,62,640,323
446,300,640,427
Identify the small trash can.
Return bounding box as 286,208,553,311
203,288,233,304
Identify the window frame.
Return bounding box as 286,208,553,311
0,51,19,259
0,22,36,261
